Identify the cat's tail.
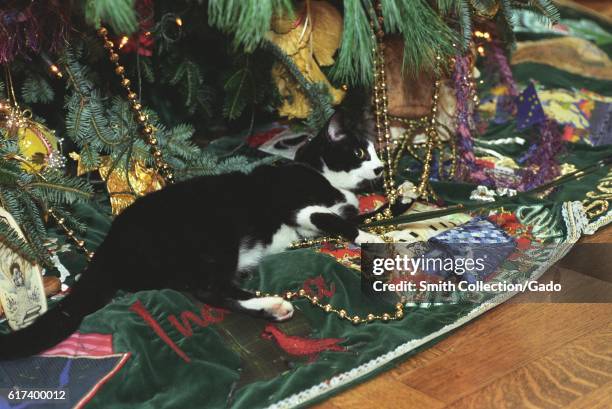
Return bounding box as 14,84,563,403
0,261,116,360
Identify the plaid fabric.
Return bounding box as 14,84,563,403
430,217,515,245
425,217,516,283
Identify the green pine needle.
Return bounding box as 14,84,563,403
21,76,54,104
0,221,39,265
208,0,294,52
84,0,139,34
223,67,253,120
381,0,459,76
330,0,375,86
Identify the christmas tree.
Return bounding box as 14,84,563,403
0,0,559,265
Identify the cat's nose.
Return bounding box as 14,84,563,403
374,167,384,176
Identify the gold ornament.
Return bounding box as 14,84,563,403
268,0,345,119
469,0,500,19
0,100,62,173
71,153,165,215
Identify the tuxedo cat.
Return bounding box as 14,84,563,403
0,111,397,359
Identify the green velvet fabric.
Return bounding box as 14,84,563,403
1,4,611,408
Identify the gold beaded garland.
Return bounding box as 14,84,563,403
96,26,175,185
47,207,95,261
256,288,407,325
367,2,409,232
367,0,465,206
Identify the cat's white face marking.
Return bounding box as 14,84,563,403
322,141,384,191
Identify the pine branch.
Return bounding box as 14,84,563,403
512,0,560,22
0,150,92,265
27,171,93,205
223,67,253,120
330,0,375,86
21,75,54,104
0,221,39,265
457,0,473,49
381,0,459,76
140,57,155,83
83,0,138,34
176,153,278,180
208,0,294,52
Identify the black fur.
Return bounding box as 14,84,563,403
296,91,378,179
0,114,387,359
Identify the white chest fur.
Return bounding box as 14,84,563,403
268,224,300,253
237,224,301,271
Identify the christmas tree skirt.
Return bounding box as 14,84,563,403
1,4,611,409
0,196,607,409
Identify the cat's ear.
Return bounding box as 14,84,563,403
326,112,346,142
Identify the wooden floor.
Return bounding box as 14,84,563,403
313,225,612,408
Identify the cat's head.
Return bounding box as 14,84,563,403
295,111,384,191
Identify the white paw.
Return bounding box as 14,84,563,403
355,231,385,245
239,296,294,321
398,181,418,203
265,298,294,321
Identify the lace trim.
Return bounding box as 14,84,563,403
585,207,612,235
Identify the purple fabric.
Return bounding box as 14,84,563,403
0,1,69,64
518,119,564,191
589,101,612,146
452,53,485,182
516,82,547,131
488,40,518,98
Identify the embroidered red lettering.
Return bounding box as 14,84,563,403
302,276,336,300
167,311,207,337
130,300,191,363
168,305,227,337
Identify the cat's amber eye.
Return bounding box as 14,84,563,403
354,148,366,159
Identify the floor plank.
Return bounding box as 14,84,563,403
565,380,612,409
446,322,612,408
395,304,612,403
324,374,445,409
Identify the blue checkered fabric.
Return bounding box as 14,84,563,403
423,217,516,283
431,217,514,244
